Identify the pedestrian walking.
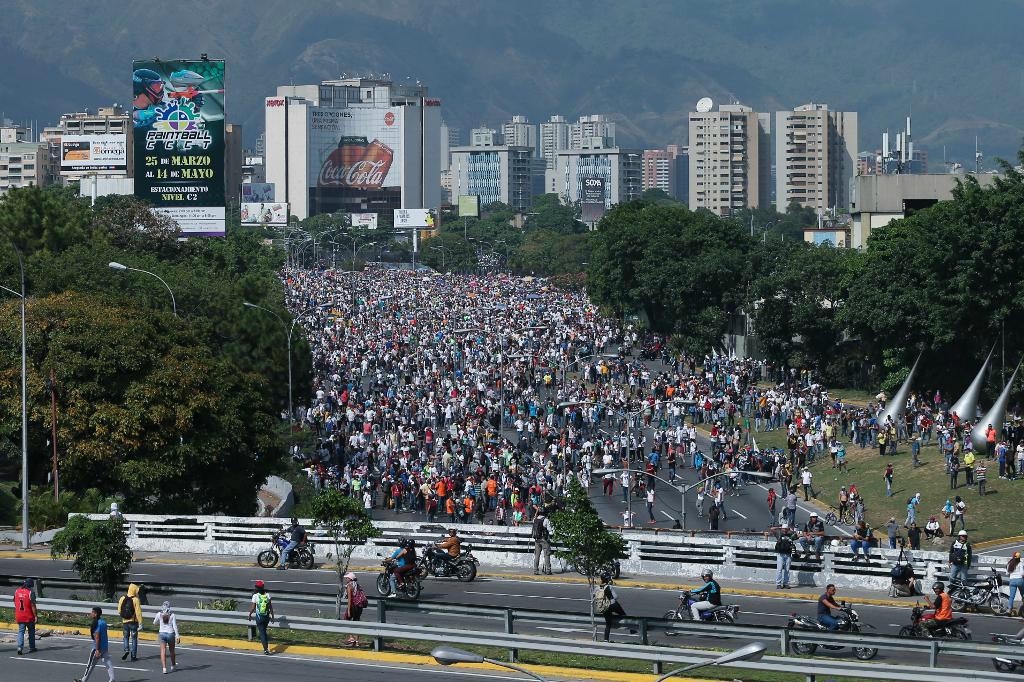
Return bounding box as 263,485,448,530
646,488,656,524
800,467,813,501
1008,552,1024,614
248,579,275,655
343,572,367,646
975,460,988,496
75,606,115,682
594,574,628,642
532,508,552,575
14,578,37,656
154,601,179,674
117,583,142,662
708,502,720,531
883,463,894,497
885,517,900,549
904,493,920,527
766,487,777,520
774,524,794,588
951,495,967,534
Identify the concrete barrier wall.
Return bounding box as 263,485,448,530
77,514,1009,592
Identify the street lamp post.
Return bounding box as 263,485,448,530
1,246,28,548
432,646,547,682
108,262,178,317
242,302,305,426
654,642,767,681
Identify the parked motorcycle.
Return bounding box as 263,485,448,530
663,592,740,624
990,633,1024,672
949,567,1009,615
424,543,479,582
787,602,878,660
376,558,422,599
256,531,314,569
898,605,971,640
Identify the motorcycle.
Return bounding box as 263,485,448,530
376,558,422,599
898,604,971,640
990,633,1024,672
256,532,314,570
787,602,878,660
663,591,740,624
424,543,479,582
949,567,1010,615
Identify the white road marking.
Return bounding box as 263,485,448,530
660,511,677,521
535,626,594,634
464,590,588,601
729,509,748,520
8,656,149,671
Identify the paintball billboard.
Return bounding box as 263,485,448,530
60,134,128,173
132,58,226,236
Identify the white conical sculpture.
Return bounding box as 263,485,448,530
877,352,922,427
951,345,994,422
971,360,1021,454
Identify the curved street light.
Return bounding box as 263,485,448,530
432,646,547,682
108,262,178,317
654,641,767,681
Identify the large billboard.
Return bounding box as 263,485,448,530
241,202,288,226
351,213,378,229
241,182,275,203
133,58,226,236
394,208,435,229
457,194,480,218
60,134,128,173
582,177,605,204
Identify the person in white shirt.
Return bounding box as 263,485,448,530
801,468,813,501
646,488,656,523
154,601,179,674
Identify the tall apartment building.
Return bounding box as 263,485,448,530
539,115,570,170
440,120,460,172
40,105,132,186
502,115,538,156
775,104,857,212
0,142,48,195
642,144,688,202
450,145,534,210
571,114,615,150
688,104,770,216
553,146,641,207
470,127,500,147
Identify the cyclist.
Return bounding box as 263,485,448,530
689,569,722,620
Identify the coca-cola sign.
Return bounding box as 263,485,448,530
318,139,394,189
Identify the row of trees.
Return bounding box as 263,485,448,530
0,187,305,517
587,147,1024,394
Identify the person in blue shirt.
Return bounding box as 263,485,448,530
388,538,417,595
647,449,660,471
689,569,723,619
75,606,115,682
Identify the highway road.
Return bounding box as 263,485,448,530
4,554,1020,671
1,632,532,682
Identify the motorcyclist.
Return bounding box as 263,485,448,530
923,581,954,634
434,528,462,568
689,569,722,620
388,538,417,596
276,517,307,570
817,583,842,630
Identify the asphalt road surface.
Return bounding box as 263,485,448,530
4,555,1019,672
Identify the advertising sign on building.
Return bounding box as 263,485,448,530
457,194,480,218
582,177,605,204
241,202,288,225
308,108,403,192
393,208,435,229
132,58,226,236
241,182,275,203
60,134,128,173
351,212,378,229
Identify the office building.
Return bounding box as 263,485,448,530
502,116,538,156
688,103,770,216
470,127,501,147
40,105,132,186
440,120,460,172
450,145,534,210
540,115,570,170
775,104,857,212
642,144,688,202
553,146,642,207
264,76,441,220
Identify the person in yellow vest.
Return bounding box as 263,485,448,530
963,450,976,487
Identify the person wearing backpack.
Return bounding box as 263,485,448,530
343,572,367,646
773,524,795,589
117,583,142,662
247,580,275,655
948,529,973,583
532,508,553,575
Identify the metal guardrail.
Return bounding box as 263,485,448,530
4,574,1024,672
0,594,1017,681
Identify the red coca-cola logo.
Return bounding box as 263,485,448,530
318,140,394,189
266,98,285,107
384,111,395,126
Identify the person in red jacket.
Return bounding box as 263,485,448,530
14,578,38,655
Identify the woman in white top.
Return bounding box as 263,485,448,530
1007,552,1024,613
154,600,180,674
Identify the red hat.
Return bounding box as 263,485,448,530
254,580,265,588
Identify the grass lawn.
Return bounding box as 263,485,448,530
0,607,830,682
749,427,1023,544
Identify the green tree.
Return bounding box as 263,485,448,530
311,488,380,618
639,188,680,205
551,478,627,627
0,185,90,257
524,194,586,234
50,515,132,599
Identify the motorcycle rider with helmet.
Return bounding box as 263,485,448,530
923,581,954,634
689,569,722,620
434,528,462,569
388,538,417,596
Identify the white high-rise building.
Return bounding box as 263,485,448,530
554,147,641,206
571,114,615,149
775,103,857,212
470,127,500,147
450,145,534,210
264,77,441,220
501,115,538,156
440,120,459,172
688,103,770,216
539,115,570,170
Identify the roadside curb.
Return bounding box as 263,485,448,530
975,535,1024,550
0,620,700,682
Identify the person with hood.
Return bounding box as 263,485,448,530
118,583,142,661
154,601,179,674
